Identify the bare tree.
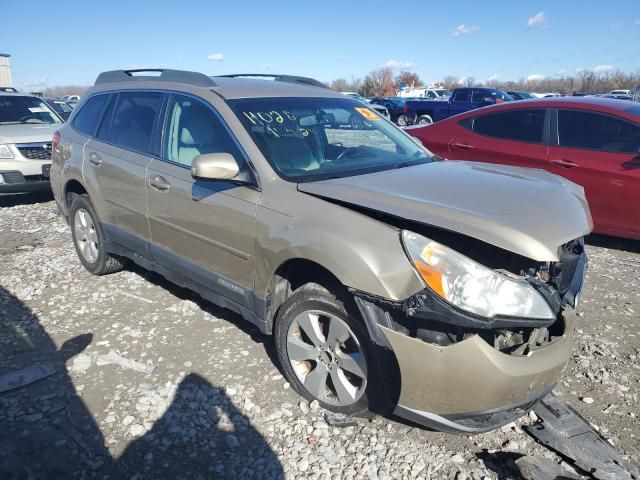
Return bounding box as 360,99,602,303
359,67,395,97
442,75,460,89
395,71,422,90
463,76,476,87
330,69,640,97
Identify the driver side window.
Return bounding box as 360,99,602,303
162,95,243,167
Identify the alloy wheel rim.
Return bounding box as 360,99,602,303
286,310,367,406
74,208,99,263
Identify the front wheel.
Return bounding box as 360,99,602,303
396,114,409,127
275,283,378,416
417,115,433,125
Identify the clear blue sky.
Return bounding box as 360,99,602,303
1,0,639,89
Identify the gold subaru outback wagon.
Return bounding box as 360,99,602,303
50,69,592,433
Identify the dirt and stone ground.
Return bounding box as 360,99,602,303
0,191,638,479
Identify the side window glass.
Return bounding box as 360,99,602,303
458,117,474,131
72,94,108,136
471,90,490,103
96,94,117,141
453,90,470,103
110,91,163,154
163,94,244,167
474,109,545,143
558,110,640,154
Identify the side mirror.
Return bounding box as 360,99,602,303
483,97,497,104
191,153,239,180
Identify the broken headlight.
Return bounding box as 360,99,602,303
401,231,555,320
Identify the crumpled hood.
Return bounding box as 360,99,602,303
298,161,593,261
0,124,59,144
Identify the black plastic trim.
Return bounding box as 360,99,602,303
404,287,557,330
394,383,555,434
100,223,270,334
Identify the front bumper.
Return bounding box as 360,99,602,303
0,170,50,193
381,312,574,433
354,245,585,434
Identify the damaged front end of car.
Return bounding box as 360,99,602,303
353,227,587,434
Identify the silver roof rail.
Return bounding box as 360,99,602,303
94,69,217,88
216,74,329,89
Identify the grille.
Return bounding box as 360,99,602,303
17,143,52,160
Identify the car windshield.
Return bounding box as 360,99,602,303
0,96,62,125
229,97,432,182
435,89,451,97
49,100,73,113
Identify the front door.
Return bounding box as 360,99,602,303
449,108,549,170
548,108,640,236
146,93,260,308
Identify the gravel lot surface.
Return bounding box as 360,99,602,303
1,191,638,479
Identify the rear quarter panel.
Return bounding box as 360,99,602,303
51,125,88,215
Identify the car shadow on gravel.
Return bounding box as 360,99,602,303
0,285,284,479
0,190,54,208
586,233,640,254
129,263,285,374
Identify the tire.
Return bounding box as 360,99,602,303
69,195,126,275
396,114,409,127
274,283,379,416
417,115,433,125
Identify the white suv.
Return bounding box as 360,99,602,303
0,91,62,193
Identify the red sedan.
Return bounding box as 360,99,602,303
407,97,640,240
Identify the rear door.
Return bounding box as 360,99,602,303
83,91,164,255
448,108,550,169
548,108,640,236
146,93,259,309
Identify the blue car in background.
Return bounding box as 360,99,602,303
369,97,409,126
404,87,514,125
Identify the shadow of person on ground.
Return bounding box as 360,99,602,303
129,263,284,373
0,285,284,479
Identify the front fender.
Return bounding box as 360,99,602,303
254,203,424,302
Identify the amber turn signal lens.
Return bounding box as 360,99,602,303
414,260,446,298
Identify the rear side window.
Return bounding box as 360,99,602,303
72,94,109,135
96,94,117,141
452,89,470,102
474,109,546,143
109,91,164,154
558,110,640,154
162,94,244,167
